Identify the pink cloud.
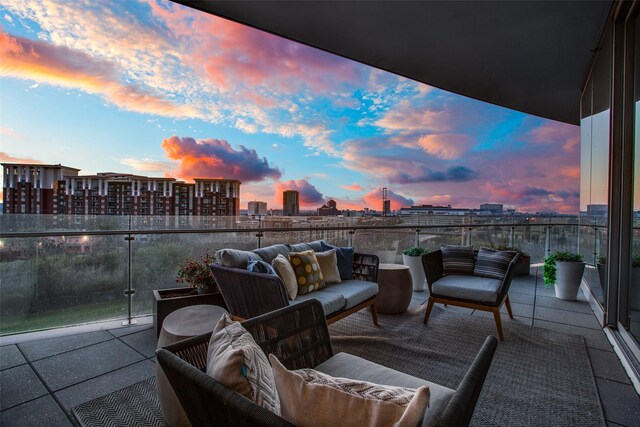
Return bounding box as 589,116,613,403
0,29,198,119
274,179,324,207
161,136,282,182
418,134,474,159
528,121,580,153
362,188,414,211
0,152,42,163
341,183,364,191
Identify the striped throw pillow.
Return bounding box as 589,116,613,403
441,245,475,275
473,247,517,279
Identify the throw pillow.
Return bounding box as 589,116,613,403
215,248,262,268
247,259,278,276
272,254,298,300
314,249,342,284
269,354,430,427
206,314,280,414
473,247,518,280
289,250,325,295
441,245,475,275
320,241,355,280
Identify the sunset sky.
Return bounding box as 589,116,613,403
0,0,581,213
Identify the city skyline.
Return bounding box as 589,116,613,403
0,0,581,213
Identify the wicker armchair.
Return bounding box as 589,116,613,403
156,299,498,427
210,252,380,325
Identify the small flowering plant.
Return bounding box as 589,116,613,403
176,252,217,290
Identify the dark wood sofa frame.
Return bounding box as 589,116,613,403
156,299,498,427
421,250,520,341
210,252,380,326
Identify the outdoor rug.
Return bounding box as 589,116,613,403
329,305,605,427
72,376,167,427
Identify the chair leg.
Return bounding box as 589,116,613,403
423,297,435,324
370,302,379,326
492,308,505,341
504,295,514,319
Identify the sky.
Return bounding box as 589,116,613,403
0,0,581,214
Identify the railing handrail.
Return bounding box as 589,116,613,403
0,221,608,239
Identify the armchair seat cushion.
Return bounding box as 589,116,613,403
315,352,455,427
432,275,501,303
321,280,379,310
292,291,345,316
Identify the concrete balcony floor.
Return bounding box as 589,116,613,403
1,271,639,427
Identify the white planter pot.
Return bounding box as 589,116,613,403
554,261,585,301
403,254,426,291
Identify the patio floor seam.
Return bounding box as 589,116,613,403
17,336,118,363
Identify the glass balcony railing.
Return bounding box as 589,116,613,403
0,213,618,336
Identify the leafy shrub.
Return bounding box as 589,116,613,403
489,243,529,257
402,247,429,257
543,251,584,285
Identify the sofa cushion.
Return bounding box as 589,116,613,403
292,291,345,316
321,241,355,280
289,250,325,295
216,248,262,268
246,259,277,276
321,280,378,309
206,314,280,414
253,244,290,264
287,242,313,252
441,245,475,275
315,249,342,284
304,240,326,252
315,352,454,427
272,254,298,300
432,275,502,303
474,247,517,280
270,354,430,427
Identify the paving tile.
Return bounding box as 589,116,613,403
596,377,640,427
0,345,27,371
506,291,535,304
55,359,155,410
0,364,48,411
588,347,632,384
535,295,595,314
32,340,144,391
119,328,158,358
17,331,113,361
0,395,72,427
533,319,612,352
508,282,537,295
108,323,153,338
534,306,602,330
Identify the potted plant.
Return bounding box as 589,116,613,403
543,250,585,301
490,243,530,276
176,251,218,294
402,247,429,291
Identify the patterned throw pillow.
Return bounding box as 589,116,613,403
247,259,278,276
473,247,517,280
320,241,355,280
289,250,325,295
206,314,280,414
272,254,298,300
270,354,430,427
314,249,342,285
441,245,475,275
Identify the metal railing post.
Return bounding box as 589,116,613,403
466,227,472,246
415,228,421,247
123,232,136,325
348,230,355,248
545,225,551,256
509,226,515,247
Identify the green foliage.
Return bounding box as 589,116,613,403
176,251,217,288
598,256,607,264
489,243,529,257
402,247,429,257
543,251,584,285
633,254,640,268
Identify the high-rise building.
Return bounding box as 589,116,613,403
317,199,340,216
2,163,241,218
282,190,299,216
248,200,268,216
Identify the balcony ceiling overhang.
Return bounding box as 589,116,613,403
174,0,611,125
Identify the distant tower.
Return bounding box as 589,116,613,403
248,200,267,216
283,190,300,216
382,187,391,216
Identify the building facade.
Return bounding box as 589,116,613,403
248,201,268,216
3,163,241,218
282,190,299,216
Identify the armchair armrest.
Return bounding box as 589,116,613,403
352,252,380,282
496,253,520,301
210,264,289,320
422,250,444,291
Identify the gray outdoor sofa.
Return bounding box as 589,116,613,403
209,240,380,325
157,299,498,427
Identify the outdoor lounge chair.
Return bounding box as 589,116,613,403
156,299,498,427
